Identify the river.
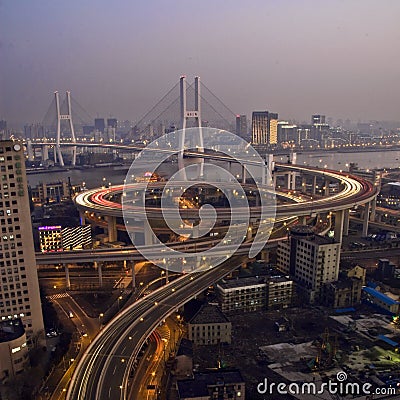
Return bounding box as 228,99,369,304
27,149,400,189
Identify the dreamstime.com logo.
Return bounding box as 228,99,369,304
122,127,276,273
257,371,399,397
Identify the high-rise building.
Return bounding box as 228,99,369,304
235,115,247,138
251,111,268,144
94,118,105,133
107,118,118,129
311,115,329,142
277,225,340,304
269,112,278,144
251,111,278,145
0,141,44,347
312,115,326,125
24,123,45,140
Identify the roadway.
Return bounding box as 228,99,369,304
74,163,378,219
61,162,378,399
66,254,246,400
47,292,99,400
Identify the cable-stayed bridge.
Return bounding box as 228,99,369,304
33,76,237,166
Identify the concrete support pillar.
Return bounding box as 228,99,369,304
301,175,307,193
42,144,49,161
273,173,277,189
64,264,71,290
144,220,154,245
130,262,135,289
246,223,254,240
334,209,344,244
242,164,247,184
370,197,377,221
260,250,270,263
131,262,136,289
362,202,371,237
312,175,317,195
343,209,350,236
79,211,86,226
94,261,103,287
298,215,307,225
286,173,291,190
324,180,330,197
290,173,296,190
264,154,274,187
106,216,117,243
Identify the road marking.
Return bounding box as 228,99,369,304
113,364,117,375
108,387,111,398
47,293,69,300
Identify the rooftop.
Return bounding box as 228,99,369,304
0,318,25,343
177,338,193,358
177,370,244,399
363,287,399,306
189,304,229,325
218,276,267,290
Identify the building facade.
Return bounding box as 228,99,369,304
324,278,363,308
217,274,293,313
39,224,91,252
0,319,29,383
267,276,293,309
217,277,267,313
177,370,245,400
188,304,231,345
251,111,278,145
277,225,340,304
235,115,247,139
0,141,44,346
363,287,400,314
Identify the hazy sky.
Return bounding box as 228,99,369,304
1,0,400,127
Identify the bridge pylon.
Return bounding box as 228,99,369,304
54,91,77,167
179,76,204,178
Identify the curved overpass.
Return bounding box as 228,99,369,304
64,164,378,400
74,163,377,219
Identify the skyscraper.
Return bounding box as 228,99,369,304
251,111,278,145
94,118,105,133
0,141,44,345
268,112,278,145
311,115,326,125
107,118,118,128
235,115,247,138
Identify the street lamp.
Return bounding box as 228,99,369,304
99,313,104,329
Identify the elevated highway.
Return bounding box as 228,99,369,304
67,254,247,400
62,165,378,400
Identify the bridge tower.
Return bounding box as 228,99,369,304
54,91,77,167
178,76,204,177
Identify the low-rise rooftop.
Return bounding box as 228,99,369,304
189,304,229,325
0,318,25,343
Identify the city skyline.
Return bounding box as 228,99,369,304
1,0,400,127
